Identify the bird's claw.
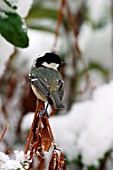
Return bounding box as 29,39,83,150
40,109,49,117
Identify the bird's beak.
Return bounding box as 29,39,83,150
61,62,67,66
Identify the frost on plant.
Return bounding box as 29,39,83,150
4,0,17,9
0,10,8,19
0,151,31,170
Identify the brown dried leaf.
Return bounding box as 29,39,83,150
37,158,45,170
55,153,60,170
49,151,57,170
45,115,54,142
41,126,52,152
63,162,67,170
49,149,66,170
59,152,65,167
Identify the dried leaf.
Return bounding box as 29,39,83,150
55,153,60,170
37,158,45,170
60,152,65,167
41,126,52,152
49,151,57,170
49,149,66,170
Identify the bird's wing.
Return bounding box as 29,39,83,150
30,77,50,99
56,79,64,99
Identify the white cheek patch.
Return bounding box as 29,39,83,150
42,62,59,70
32,58,37,67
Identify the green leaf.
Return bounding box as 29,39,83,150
27,7,58,20
27,24,55,33
0,11,29,48
3,0,17,9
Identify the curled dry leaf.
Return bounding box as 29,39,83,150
41,125,52,152
41,116,53,152
49,151,58,170
49,148,66,170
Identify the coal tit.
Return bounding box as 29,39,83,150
29,52,65,116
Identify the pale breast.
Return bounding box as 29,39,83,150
31,84,47,102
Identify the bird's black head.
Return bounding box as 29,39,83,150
33,52,62,70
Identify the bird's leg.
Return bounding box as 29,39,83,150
40,103,49,117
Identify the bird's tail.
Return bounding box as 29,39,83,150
50,91,64,109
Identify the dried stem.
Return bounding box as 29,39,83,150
0,124,9,142
66,1,95,92
65,0,95,92
51,0,66,52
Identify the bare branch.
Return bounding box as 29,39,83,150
0,124,9,142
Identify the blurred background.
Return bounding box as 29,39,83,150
0,0,112,169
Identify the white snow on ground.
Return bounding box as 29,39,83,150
0,151,30,170
21,81,113,167
1,160,23,170
0,152,9,167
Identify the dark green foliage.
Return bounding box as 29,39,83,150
0,11,29,48
87,165,96,170
66,154,83,167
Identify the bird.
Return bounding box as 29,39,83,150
29,52,66,117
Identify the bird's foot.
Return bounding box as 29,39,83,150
40,109,49,117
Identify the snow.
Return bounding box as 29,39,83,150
78,23,112,71
16,0,33,18
0,151,30,170
14,150,27,163
0,35,14,77
87,0,111,23
0,151,23,170
21,81,113,167
6,0,17,9
0,152,9,167
0,0,33,18
0,11,8,19
78,22,93,53
1,160,23,170
21,112,34,131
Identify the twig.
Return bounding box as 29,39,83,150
65,0,95,93
0,124,9,142
51,0,66,52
